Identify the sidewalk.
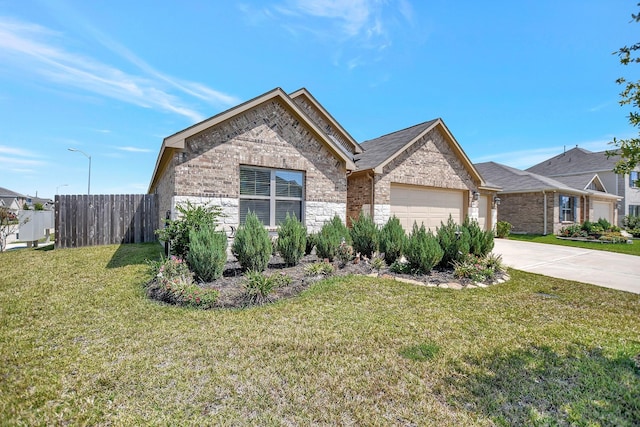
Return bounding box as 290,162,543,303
493,239,640,294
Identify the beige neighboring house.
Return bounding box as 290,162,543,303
475,162,620,235
0,187,27,213
526,146,640,223
148,87,500,234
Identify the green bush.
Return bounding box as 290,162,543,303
463,217,494,257
559,224,586,238
276,213,307,266
349,213,379,258
623,215,640,237
452,253,503,283
231,211,272,272
304,261,335,276
496,221,512,238
156,201,224,259
437,216,470,268
243,270,289,305
379,216,406,265
315,216,351,261
596,218,613,231
305,233,317,255
335,241,354,266
186,225,227,282
405,222,443,274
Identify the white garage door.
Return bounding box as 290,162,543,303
478,195,489,231
593,201,611,222
390,184,464,232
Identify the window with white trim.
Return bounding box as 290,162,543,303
629,205,640,217
630,171,639,188
239,166,304,226
559,195,576,222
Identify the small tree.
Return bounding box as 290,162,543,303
405,222,443,274
463,217,494,257
187,225,227,282
0,208,28,252
276,213,307,266
349,213,379,258
155,201,224,259
315,215,351,261
437,215,470,268
378,216,406,265
232,211,272,271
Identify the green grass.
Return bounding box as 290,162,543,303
508,233,640,256
1,243,639,425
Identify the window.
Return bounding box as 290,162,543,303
629,205,640,217
239,166,304,226
559,195,576,222
630,171,639,188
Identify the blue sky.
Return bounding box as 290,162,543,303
1,0,637,198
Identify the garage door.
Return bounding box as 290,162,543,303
593,201,611,222
390,184,464,232
478,195,489,231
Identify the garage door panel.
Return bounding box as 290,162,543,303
390,185,464,232
593,201,611,222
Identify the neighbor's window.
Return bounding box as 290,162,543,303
629,205,640,217
559,195,576,222
630,171,639,188
239,166,304,227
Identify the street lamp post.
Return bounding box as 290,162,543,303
68,148,91,195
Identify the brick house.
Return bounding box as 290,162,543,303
148,87,499,234
475,162,620,235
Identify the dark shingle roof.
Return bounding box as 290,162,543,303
355,119,438,170
526,147,618,176
0,187,24,198
474,162,582,193
552,173,603,192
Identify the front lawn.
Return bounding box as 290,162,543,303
508,233,640,256
1,244,639,425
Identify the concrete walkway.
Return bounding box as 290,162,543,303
493,239,640,294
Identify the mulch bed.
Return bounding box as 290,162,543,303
202,253,488,309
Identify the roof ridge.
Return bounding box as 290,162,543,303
361,118,439,144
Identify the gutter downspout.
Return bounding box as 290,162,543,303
543,190,548,235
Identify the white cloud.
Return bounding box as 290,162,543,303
0,155,46,167
0,16,240,123
115,146,153,153
0,145,38,157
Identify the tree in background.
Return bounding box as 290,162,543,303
608,3,640,182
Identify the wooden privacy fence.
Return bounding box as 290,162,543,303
55,194,159,248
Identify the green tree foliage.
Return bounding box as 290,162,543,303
349,213,379,258
156,201,224,259
276,213,307,266
378,215,406,265
463,217,494,257
315,215,351,261
405,222,443,274
437,215,470,268
231,211,272,272
496,221,512,238
186,225,227,282
608,4,640,179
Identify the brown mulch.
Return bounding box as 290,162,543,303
203,253,480,309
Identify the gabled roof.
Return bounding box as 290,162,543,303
289,88,362,154
355,118,490,188
0,187,25,198
526,147,619,176
149,87,357,192
475,161,586,194
552,173,607,192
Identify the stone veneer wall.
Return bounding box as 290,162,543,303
372,127,478,225
157,99,347,232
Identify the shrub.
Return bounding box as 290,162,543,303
389,260,411,274
596,218,613,232
276,213,307,266
379,216,406,265
335,241,354,267
304,261,335,276
464,217,495,257
146,256,219,308
156,201,224,259
405,222,444,274
305,233,317,255
315,216,351,261
349,213,379,258
496,221,512,238
231,211,272,272
623,215,640,237
437,216,470,268
452,253,504,283
370,255,386,273
559,224,586,238
243,270,289,305
186,225,227,282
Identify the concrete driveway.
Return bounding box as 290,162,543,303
493,239,640,294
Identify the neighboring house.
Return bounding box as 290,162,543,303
148,87,500,234
0,187,27,212
25,195,54,210
475,162,620,235
526,146,640,223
